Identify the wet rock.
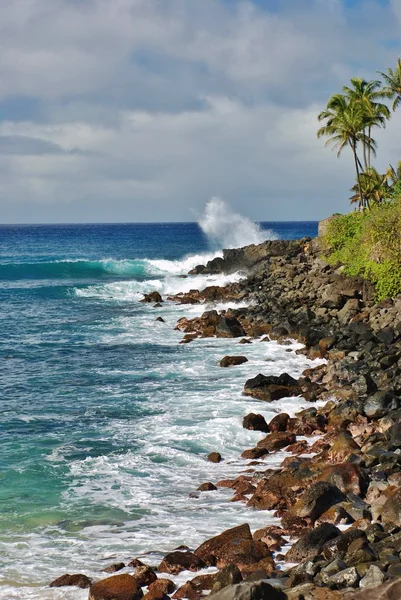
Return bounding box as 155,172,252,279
244,373,300,402
141,292,163,303
211,564,243,593
208,452,222,463
209,580,287,600
220,356,249,368
197,482,218,491
241,447,269,460
89,574,143,600
256,432,296,452
216,317,246,338
156,317,165,323
49,573,92,588
128,559,145,568
103,562,126,573
172,581,202,600
194,523,271,570
290,482,346,523
158,551,206,575
268,413,290,432
285,524,341,562
242,413,269,433
133,566,158,587
147,579,176,595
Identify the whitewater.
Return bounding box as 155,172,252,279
0,201,319,599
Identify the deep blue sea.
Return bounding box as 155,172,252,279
0,217,318,599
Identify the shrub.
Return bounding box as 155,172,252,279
324,201,401,300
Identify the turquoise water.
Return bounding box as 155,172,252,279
0,220,318,599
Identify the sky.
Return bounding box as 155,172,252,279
0,0,401,223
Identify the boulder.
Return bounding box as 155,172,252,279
364,392,396,419
256,432,296,451
347,579,401,599
197,482,218,491
147,579,176,595
244,373,300,402
290,482,346,523
208,452,222,463
327,431,360,462
359,564,384,589
380,488,401,527
317,464,368,496
132,566,158,587
285,523,341,562
104,562,126,573
208,581,286,600
268,413,290,432
216,317,246,338
242,414,269,433
49,573,92,588
220,356,249,368
195,524,271,570
89,574,143,600
141,292,163,303
158,551,206,575
211,564,243,594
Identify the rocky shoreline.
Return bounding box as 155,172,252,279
51,236,401,600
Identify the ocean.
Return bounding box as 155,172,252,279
0,213,319,599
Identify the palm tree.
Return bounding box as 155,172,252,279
350,167,390,208
386,160,401,186
378,58,401,111
342,78,390,169
318,94,376,209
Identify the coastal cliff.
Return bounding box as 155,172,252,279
53,235,401,600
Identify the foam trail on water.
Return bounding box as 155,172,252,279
199,197,277,249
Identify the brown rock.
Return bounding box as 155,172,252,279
141,292,163,303
244,373,300,402
381,488,401,527
220,356,249,368
172,581,202,600
89,574,143,600
208,580,287,600
49,573,92,588
256,432,296,451
241,448,269,460
197,482,218,491
268,413,290,432
103,562,126,573
347,578,401,599
318,463,368,496
158,551,206,575
133,566,158,587
285,523,341,562
328,431,360,462
242,413,269,433
195,523,252,565
290,482,346,523
147,579,176,595
208,452,222,463
128,559,145,568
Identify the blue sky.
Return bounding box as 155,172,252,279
0,0,400,223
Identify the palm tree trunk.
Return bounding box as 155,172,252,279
368,125,372,168
352,141,364,210
363,128,368,171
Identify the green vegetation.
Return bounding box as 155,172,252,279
318,57,401,300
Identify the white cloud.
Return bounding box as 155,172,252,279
0,0,400,222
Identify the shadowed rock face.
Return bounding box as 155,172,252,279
189,240,304,275
208,580,287,600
